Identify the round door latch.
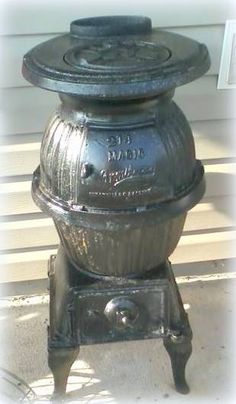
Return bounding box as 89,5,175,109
104,297,139,329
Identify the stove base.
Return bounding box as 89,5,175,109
48,246,192,400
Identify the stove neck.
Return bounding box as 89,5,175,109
59,89,175,116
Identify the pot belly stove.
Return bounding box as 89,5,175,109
22,16,210,400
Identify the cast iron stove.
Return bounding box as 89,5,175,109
22,15,210,400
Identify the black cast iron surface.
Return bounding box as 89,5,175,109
22,15,210,98
23,15,210,278
22,15,210,400
48,248,192,397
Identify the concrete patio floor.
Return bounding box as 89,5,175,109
0,259,235,403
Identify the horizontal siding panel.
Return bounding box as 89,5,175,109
1,3,235,285
2,34,56,89
184,195,235,232
0,248,57,283
2,77,236,136
1,87,56,137
0,162,235,216
204,163,236,197
170,230,236,264
0,180,38,216
0,195,234,251
176,79,236,122
166,25,224,77
0,217,56,251
1,0,235,35
1,229,235,283
1,25,224,89
0,142,40,177
190,119,236,139
1,119,235,177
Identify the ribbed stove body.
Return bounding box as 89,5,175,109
22,15,210,400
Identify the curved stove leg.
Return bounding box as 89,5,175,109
163,331,192,394
48,346,79,401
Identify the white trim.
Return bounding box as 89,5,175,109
218,20,236,89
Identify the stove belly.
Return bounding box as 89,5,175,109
54,213,186,277
39,98,196,210
34,95,200,277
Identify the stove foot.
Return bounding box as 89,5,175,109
48,346,79,400
163,332,192,394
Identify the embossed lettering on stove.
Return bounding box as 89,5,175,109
100,165,156,186
107,148,145,162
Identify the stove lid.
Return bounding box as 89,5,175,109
22,16,210,99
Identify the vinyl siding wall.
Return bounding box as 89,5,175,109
1,0,236,283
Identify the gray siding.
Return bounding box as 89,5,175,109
1,0,236,282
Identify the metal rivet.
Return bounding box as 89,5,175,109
80,162,93,179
